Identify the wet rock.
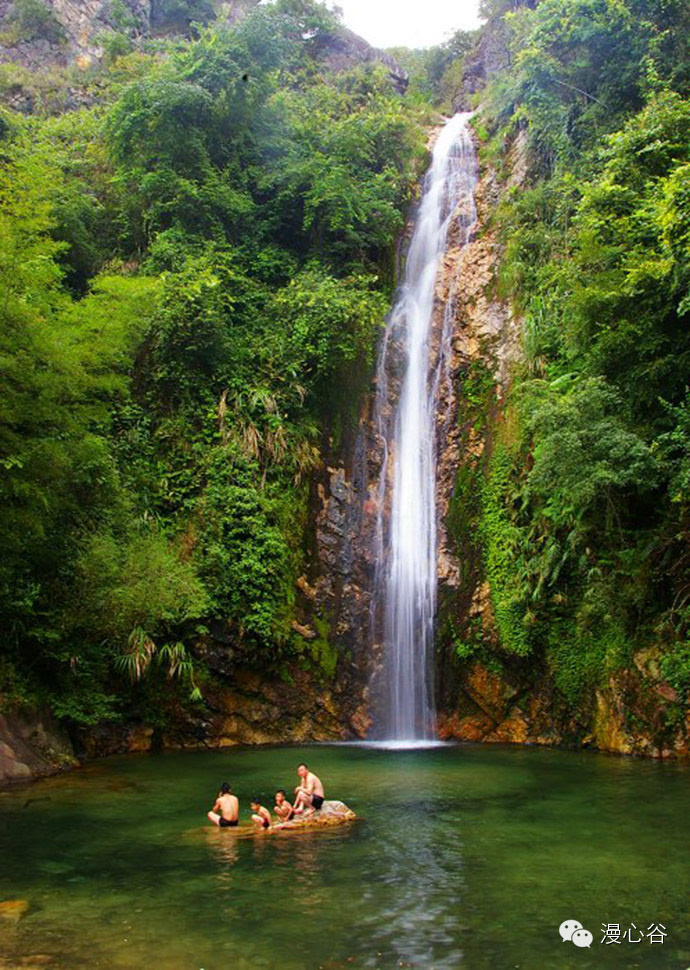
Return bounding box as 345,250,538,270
462,662,522,723
349,702,372,739
438,710,494,742
296,576,317,600
127,726,155,753
594,688,635,756
485,708,530,744
437,651,690,757
312,452,380,725
0,744,30,782
160,668,351,748
72,721,155,759
0,711,76,784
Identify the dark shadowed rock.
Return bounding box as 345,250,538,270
312,27,408,93
0,710,76,784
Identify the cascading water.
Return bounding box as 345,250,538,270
372,113,478,742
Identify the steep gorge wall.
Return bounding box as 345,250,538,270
0,0,407,107
0,0,265,63
0,672,356,784
309,122,490,738
433,127,690,760
312,114,690,760
0,0,151,70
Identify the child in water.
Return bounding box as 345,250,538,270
250,798,272,830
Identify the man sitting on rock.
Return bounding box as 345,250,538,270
207,782,239,828
292,762,325,815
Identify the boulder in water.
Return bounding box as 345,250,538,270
277,800,357,830
318,800,356,819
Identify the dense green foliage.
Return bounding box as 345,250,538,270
388,29,475,110
5,0,688,743
0,0,425,726
468,0,690,708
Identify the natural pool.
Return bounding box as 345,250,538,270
0,743,688,970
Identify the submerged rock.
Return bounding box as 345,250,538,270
0,900,29,923
0,957,53,970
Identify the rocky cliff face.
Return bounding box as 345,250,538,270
313,117,689,760
0,660,360,783
0,0,268,71
311,408,383,738
0,709,76,783
0,0,407,104
68,665,353,761
312,26,408,93
0,0,150,70
432,127,690,760
310,123,480,736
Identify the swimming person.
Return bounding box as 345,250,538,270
250,798,272,830
273,789,294,822
292,763,325,815
207,782,239,828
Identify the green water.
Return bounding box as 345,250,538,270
0,743,688,970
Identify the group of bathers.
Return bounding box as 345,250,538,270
210,763,325,831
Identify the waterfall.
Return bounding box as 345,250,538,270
372,113,478,742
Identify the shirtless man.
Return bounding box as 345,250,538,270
250,798,272,830
273,789,294,822
207,782,239,828
292,763,325,815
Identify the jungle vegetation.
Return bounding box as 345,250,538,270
454,0,690,716
0,0,426,727
1,0,689,739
